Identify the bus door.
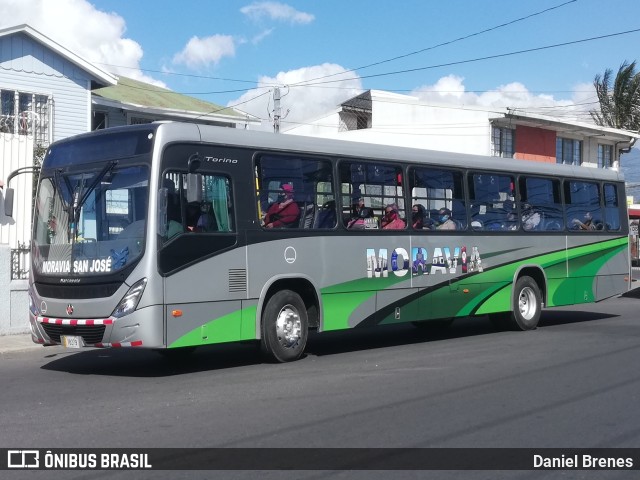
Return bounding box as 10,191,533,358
158,145,253,348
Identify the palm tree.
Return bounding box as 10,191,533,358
590,60,640,131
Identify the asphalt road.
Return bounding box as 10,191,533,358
2,292,640,480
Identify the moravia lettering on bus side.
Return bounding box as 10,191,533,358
366,245,483,278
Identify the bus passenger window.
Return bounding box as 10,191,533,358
255,154,334,230
161,172,234,241
410,167,466,231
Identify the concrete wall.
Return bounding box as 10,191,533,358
0,245,29,335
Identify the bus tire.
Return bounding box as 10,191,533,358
490,276,542,331
260,290,308,363
507,276,542,330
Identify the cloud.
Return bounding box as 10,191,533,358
251,28,275,45
227,63,363,130
0,0,166,87
240,2,314,25
173,35,236,69
411,74,595,123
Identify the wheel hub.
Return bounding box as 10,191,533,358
276,305,302,348
518,287,536,320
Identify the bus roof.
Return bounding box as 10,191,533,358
53,122,625,183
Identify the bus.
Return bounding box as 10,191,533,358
7,122,631,362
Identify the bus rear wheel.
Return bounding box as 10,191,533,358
491,276,541,331
260,290,308,363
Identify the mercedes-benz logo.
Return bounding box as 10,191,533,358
66,304,74,316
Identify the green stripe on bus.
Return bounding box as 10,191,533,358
169,305,257,348
170,237,628,345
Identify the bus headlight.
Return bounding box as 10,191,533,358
112,278,147,318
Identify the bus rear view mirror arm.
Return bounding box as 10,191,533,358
3,165,41,217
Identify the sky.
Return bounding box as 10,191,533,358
2,0,640,131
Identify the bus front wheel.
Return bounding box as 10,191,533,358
260,290,308,362
491,276,541,331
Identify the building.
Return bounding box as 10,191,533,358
284,89,640,170
0,24,259,334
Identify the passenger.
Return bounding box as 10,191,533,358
347,206,373,229
264,184,300,228
411,204,427,229
381,203,405,230
572,211,596,231
190,203,217,232
316,199,337,228
162,177,183,239
436,207,456,230
522,203,541,231
352,197,365,217
347,197,366,228
166,200,183,238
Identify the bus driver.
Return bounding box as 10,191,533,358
264,184,300,228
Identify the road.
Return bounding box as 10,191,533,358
2,292,640,480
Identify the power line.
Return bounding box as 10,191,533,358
291,0,578,87
90,27,640,103
291,28,640,88
92,63,258,85
193,90,272,120
94,0,578,94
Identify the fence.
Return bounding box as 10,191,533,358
11,242,30,280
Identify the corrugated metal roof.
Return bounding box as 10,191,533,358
92,76,246,119
0,24,117,86
341,90,372,113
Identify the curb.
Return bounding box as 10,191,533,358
0,334,42,353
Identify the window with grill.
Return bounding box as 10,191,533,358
556,137,582,165
0,89,50,144
491,126,514,158
598,144,613,168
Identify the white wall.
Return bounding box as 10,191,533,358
285,95,494,155
0,134,34,249
0,245,29,335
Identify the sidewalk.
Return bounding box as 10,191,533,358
0,333,41,353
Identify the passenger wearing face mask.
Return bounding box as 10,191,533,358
381,203,405,230
436,207,456,230
264,184,300,228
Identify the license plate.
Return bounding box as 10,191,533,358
61,335,84,349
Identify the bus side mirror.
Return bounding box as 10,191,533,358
4,188,14,217
186,173,202,203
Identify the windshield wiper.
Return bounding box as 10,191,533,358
53,168,71,213
69,161,118,241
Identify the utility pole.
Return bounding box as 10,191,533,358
273,87,281,133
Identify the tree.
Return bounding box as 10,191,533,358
590,60,640,131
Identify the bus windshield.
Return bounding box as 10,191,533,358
32,165,150,276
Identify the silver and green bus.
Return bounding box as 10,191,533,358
15,122,630,361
